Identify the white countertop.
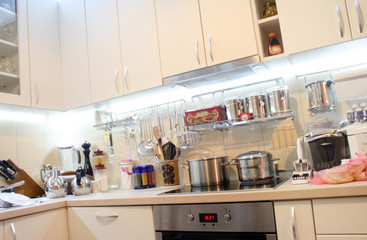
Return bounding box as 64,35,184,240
1,179,367,220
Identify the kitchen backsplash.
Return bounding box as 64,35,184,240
0,68,364,187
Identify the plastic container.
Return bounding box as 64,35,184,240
268,32,283,56
119,159,134,190
133,166,142,189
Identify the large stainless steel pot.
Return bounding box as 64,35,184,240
305,80,335,114
231,151,278,182
186,156,229,187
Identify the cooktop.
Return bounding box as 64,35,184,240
160,171,291,195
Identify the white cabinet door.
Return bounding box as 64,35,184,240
67,206,155,240
3,208,69,240
117,0,162,94
199,0,257,66
346,0,367,39
313,196,367,234
0,0,31,107
59,0,91,110
318,236,367,240
155,0,206,78
274,200,316,240
27,0,63,110
0,221,3,240
85,0,124,103
277,0,352,54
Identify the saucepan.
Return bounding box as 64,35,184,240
230,151,279,182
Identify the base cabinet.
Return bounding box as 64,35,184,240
317,236,367,240
3,208,68,240
274,200,316,240
67,206,155,240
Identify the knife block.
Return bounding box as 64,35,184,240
6,159,45,198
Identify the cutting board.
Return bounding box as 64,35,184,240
271,117,298,150
6,159,44,198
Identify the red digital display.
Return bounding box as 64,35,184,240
199,213,218,223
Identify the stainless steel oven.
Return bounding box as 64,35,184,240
153,202,277,240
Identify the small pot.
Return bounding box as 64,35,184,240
266,85,290,116
185,156,229,187
231,151,278,182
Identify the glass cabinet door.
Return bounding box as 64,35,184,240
0,0,19,95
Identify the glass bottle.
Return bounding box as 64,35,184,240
268,32,283,56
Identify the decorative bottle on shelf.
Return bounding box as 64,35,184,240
268,32,283,56
81,141,94,178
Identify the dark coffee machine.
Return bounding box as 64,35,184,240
304,130,349,171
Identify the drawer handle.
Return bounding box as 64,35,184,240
123,66,129,92
336,5,345,38
34,83,40,105
10,222,17,240
114,69,119,93
195,38,200,65
96,214,119,220
355,0,364,33
291,207,298,240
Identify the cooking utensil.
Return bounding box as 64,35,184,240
137,115,154,156
184,156,229,187
162,141,177,160
231,151,278,182
153,126,165,161
0,181,25,192
71,166,92,196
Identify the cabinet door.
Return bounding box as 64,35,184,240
274,200,316,240
117,0,162,94
85,0,124,103
0,221,3,240
277,0,352,54
318,236,367,240
155,0,206,78
59,0,91,110
0,0,31,106
68,206,155,240
346,0,367,40
3,208,68,240
313,196,367,234
28,0,63,110
199,0,258,66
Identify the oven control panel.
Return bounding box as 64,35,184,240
153,202,276,232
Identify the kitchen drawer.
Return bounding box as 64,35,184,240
317,235,367,240
67,206,155,240
313,196,367,234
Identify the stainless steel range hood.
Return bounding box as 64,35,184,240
162,55,261,88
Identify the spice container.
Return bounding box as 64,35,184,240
347,108,355,124
361,102,367,120
93,149,108,192
355,107,364,122
263,2,277,18
133,166,142,189
93,150,106,169
146,165,155,188
119,159,134,190
140,165,149,188
224,97,245,122
268,32,283,56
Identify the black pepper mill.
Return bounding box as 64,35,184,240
81,141,94,178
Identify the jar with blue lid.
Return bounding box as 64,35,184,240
133,166,142,189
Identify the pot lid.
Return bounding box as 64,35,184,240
235,151,272,160
188,156,228,162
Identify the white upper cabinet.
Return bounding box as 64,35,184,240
156,0,258,78
59,0,91,110
155,0,206,78
27,0,63,110
0,0,30,106
85,0,124,103
346,0,367,40
277,0,353,55
117,0,162,94
199,0,258,67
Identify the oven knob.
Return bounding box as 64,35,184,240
186,213,194,222
223,213,231,222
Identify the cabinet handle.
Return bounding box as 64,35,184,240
195,38,200,65
34,83,40,105
355,0,364,33
291,207,297,240
10,222,17,240
123,66,129,92
336,5,345,38
208,34,213,62
96,214,119,220
114,69,119,93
